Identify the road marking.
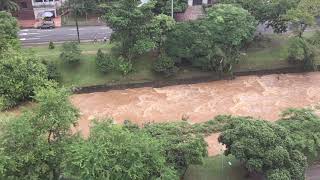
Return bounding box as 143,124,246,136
19,32,40,36
20,29,29,32
20,38,26,41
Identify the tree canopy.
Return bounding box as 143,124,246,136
0,11,19,52
219,116,307,180
65,120,178,180
0,85,79,179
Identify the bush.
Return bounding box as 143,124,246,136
116,56,133,76
0,50,48,110
153,55,178,76
42,60,60,82
287,37,316,70
60,42,81,64
95,49,115,73
307,30,320,48
48,41,55,49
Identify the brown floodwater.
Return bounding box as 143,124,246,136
71,72,320,155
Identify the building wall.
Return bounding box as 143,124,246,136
14,0,35,20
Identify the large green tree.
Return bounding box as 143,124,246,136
0,85,79,179
278,108,320,161
65,120,178,180
143,122,208,176
285,0,320,37
219,0,299,33
219,117,307,180
104,0,156,60
153,0,188,15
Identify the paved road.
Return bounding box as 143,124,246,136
19,26,112,46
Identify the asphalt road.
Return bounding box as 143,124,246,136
19,26,112,46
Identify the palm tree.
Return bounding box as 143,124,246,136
0,0,19,12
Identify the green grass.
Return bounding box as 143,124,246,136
22,33,313,88
184,155,250,180
235,34,291,70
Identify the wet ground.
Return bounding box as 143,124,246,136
71,72,320,155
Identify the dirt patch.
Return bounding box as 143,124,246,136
71,72,320,155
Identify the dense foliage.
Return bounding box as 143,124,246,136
104,0,156,60
153,54,178,76
165,4,256,73
143,122,208,175
0,85,79,179
60,42,82,64
65,120,178,180
287,37,316,70
95,49,115,73
278,108,320,161
0,11,19,52
219,0,298,33
0,50,48,110
219,116,307,180
285,0,320,37
153,0,188,15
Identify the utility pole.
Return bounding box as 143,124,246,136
171,0,173,18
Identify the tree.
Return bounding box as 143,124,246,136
62,0,89,43
65,120,178,180
205,4,257,49
285,0,320,37
143,122,208,176
153,0,188,15
104,0,156,60
0,0,19,12
219,117,307,180
287,36,316,70
95,49,115,73
202,4,257,73
153,54,178,76
60,42,82,64
0,11,19,52
277,108,320,161
0,85,79,179
148,14,175,54
219,0,299,33
0,50,48,110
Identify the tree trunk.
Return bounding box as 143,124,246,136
75,12,80,43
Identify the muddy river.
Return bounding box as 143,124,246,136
71,72,320,155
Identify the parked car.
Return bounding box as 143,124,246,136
38,21,55,29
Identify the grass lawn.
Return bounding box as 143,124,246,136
184,155,251,180
22,33,317,88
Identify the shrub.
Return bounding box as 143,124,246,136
116,56,133,76
42,60,60,82
60,42,81,64
307,30,320,48
48,41,55,49
0,50,48,110
153,55,178,76
287,37,316,70
95,49,115,73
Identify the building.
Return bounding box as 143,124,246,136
176,0,215,21
14,0,64,27
188,0,214,6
